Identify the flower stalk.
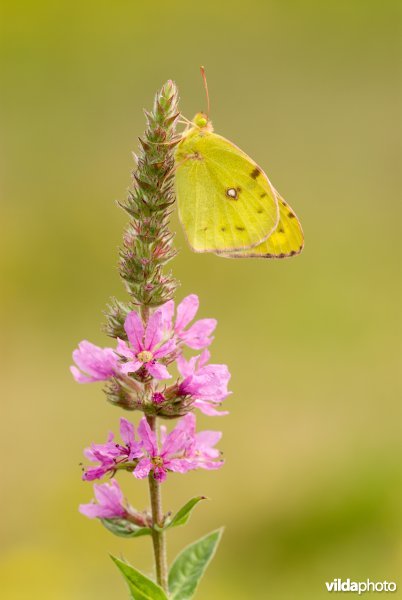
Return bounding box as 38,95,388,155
147,415,169,590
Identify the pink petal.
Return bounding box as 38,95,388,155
197,459,224,471
116,338,133,359
94,479,123,506
159,425,168,446
133,457,153,479
120,418,135,447
175,413,196,436
70,366,95,383
176,354,198,379
175,294,199,332
198,349,211,368
79,502,102,518
193,400,229,416
80,480,125,518
71,341,117,382
124,311,144,351
137,418,158,455
165,458,194,473
196,430,222,454
162,430,188,457
120,359,142,374
146,361,171,380
181,319,217,349
159,300,174,330
144,310,164,350
153,338,176,359
82,465,112,481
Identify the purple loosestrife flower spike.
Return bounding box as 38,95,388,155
160,294,217,350
79,479,127,519
71,341,119,383
116,309,175,380
74,82,230,593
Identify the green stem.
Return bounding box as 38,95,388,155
147,415,169,592
141,305,168,591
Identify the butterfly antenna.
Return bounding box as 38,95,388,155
200,66,210,118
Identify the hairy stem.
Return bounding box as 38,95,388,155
147,415,169,591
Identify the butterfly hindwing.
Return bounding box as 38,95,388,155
175,130,279,253
220,191,304,259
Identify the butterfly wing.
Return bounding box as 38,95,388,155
220,191,304,258
175,130,279,253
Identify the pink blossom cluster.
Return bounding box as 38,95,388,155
82,414,222,483
71,294,230,416
79,414,223,519
73,295,230,520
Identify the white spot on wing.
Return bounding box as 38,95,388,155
226,188,238,199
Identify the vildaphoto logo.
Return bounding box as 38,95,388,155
325,579,397,594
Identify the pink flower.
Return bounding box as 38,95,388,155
117,309,175,380
171,413,224,471
191,430,224,470
70,340,119,383
177,350,231,416
134,417,194,482
83,418,142,481
79,479,127,519
133,414,223,482
160,294,216,350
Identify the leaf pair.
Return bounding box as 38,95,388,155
112,528,223,600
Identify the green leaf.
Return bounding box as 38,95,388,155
168,528,223,600
161,496,207,531
111,555,168,600
102,518,152,538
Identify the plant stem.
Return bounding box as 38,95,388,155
147,415,169,592
141,303,168,589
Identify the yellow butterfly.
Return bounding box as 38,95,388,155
174,71,303,259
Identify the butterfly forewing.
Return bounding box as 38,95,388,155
175,130,279,253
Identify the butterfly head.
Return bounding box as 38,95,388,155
192,112,213,132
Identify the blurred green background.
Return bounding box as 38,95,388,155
1,1,401,598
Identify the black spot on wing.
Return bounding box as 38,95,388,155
250,167,261,179
236,226,245,231
260,193,267,198
278,227,285,233
288,212,296,219
257,208,263,214
221,227,226,232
